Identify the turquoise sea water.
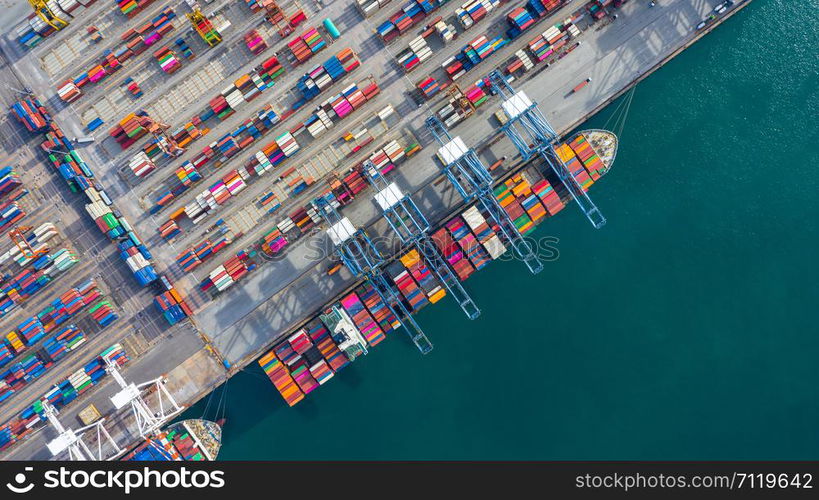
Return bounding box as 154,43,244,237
188,0,819,459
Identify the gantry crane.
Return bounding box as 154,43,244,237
43,400,122,460
312,197,434,354
135,111,185,157
362,160,480,320
424,115,543,274
105,356,183,439
28,0,69,32
486,69,606,228
187,5,222,47
9,226,48,259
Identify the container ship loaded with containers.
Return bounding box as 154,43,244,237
259,130,618,406
123,419,222,461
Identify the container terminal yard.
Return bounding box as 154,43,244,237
0,0,749,460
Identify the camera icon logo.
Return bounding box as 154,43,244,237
6,467,34,494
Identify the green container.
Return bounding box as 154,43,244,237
88,301,110,314
102,213,120,229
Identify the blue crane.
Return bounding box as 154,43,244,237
486,69,606,229
312,197,434,354
424,115,543,274
362,159,480,320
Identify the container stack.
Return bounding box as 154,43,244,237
342,168,368,197
118,0,157,17
15,12,57,50
258,350,304,406
109,113,147,149
368,139,405,175
42,325,85,363
338,47,360,72
0,201,25,231
375,0,441,44
308,321,350,372
417,76,441,98
526,0,565,18
376,20,397,43
432,227,475,281
123,77,143,99
89,299,118,327
258,55,285,86
293,49,359,103
506,49,535,75
200,252,253,293
244,29,268,55
57,81,82,103
444,33,506,80
503,173,547,227
341,292,386,347
1,270,51,310
11,98,48,132
154,46,182,73
0,167,23,201
290,357,320,394
527,25,565,62
85,197,123,239
457,0,495,28
154,291,188,325
175,38,194,59
556,143,593,192
356,0,391,17
176,236,231,272
357,282,400,333
396,36,432,72
287,206,315,234
59,8,177,100
0,343,13,369
17,317,45,347
5,332,24,356
464,83,489,107
531,179,564,216
507,6,535,33
159,220,181,240
494,178,535,235
446,215,490,270
260,228,287,256
435,20,456,43
400,250,446,303
462,205,506,259
390,263,429,312
569,134,606,181
128,151,157,178
288,27,326,65
454,5,472,28
118,239,157,286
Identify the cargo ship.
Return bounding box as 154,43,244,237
123,419,222,461
258,130,618,406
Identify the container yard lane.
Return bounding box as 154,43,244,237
0,0,751,460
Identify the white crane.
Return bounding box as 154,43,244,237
43,400,122,461
105,358,183,439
